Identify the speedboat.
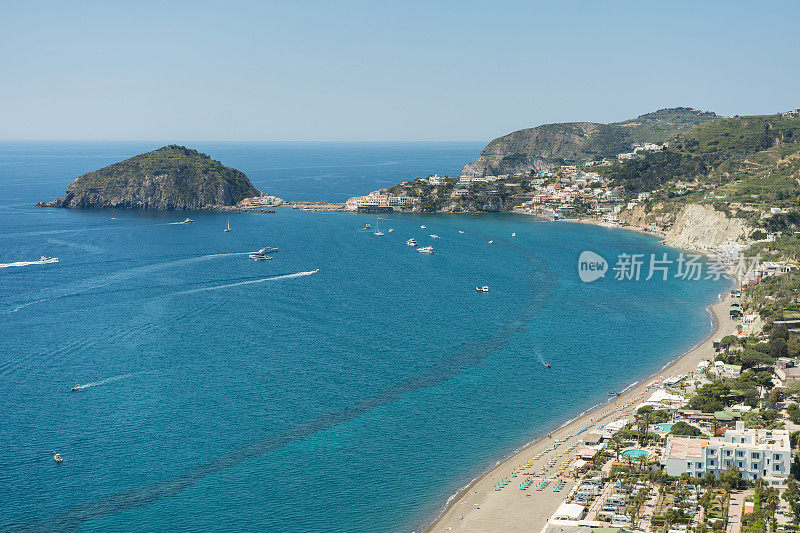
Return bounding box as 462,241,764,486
53,453,63,463
365,224,371,230
488,240,494,244
429,234,440,239
374,231,384,236
249,253,273,260
406,238,418,246
512,232,516,237
458,230,464,234
310,268,319,273
545,363,551,368
38,256,59,264
387,228,394,233
476,286,489,293
420,225,427,229
258,246,279,253
180,218,194,224
71,385,81,392
417,246,434,254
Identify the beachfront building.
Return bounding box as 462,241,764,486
664,422,791,485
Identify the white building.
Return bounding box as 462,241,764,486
664,422,791,485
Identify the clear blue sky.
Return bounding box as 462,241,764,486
1,0,798,141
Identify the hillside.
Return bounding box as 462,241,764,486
602,113,800,199
461,107,721,177
38,145,261,210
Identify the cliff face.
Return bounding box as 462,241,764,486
462,108,721,177
39,145,261,210
663,204,749,252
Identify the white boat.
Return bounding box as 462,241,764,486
420,225,427,229
365,223,371,230
373,216,384,235
476,286,489,293
429,234,440,239
488,240,494,244
406,238,418,246
417,246,434,254
512,232,516,237
38,256,59,264
249,253,273,261
224,218,231,232
374,231,384,236
458,230,464,234
258,246,279,253
71,385,81,391
180,218,194,224
53,453,63,463
387,228,394,233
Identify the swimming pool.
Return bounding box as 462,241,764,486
652,423,675,434
621,449,650,459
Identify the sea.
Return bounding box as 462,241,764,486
0,141,729,532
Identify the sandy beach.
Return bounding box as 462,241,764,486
426,291,736,533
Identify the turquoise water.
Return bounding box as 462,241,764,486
621,449,651,459
653,423,675,434
0,143,728,531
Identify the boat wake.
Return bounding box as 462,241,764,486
533,349,551,368
4,252,250,314
0,258,59,269
177,270,319,295
71,373,136,391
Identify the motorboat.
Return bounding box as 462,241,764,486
512,232,516,237
53,453,63,463
406,238,418,246
476,286,489,293
544,363,551,368
38,256,59,264
458,230,464,234
420,225,426,229
310,268,319,274
417,246,434,254
387,228,394,232
224,218,231,232
180,218,194,224
258,246,279,253
429,234,440,239
488,240,494,244
71,385,81,392
365,224,371,230
374,231,384,236
249,253,273,260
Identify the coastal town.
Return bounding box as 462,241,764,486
431,249,800,533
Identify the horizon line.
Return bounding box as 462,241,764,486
0,138,489,144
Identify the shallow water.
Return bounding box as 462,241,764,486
0,142,728,531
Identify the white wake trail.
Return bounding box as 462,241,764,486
177,270,318,295
0,259,59,269
72,372,136,391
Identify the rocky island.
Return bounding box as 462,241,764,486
37,145,263,210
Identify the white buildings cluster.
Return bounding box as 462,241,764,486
344,191,416,211
664,421,791,486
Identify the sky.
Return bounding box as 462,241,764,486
1,0,798,142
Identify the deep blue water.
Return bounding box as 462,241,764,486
0,142,728,532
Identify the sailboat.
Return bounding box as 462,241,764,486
373,216,384,236
224,217,231,232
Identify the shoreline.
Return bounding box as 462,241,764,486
425,288,736,533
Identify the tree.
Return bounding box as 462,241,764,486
721,464,741,490
772,337,789,359
787,403,800,423
670,421,703,436
636,405,655,444
741,349,775,370
771,324,790,342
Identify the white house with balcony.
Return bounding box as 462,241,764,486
664,422,791,486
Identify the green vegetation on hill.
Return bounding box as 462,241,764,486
601,114,800,197
43,145,261,210
462,107,721,176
